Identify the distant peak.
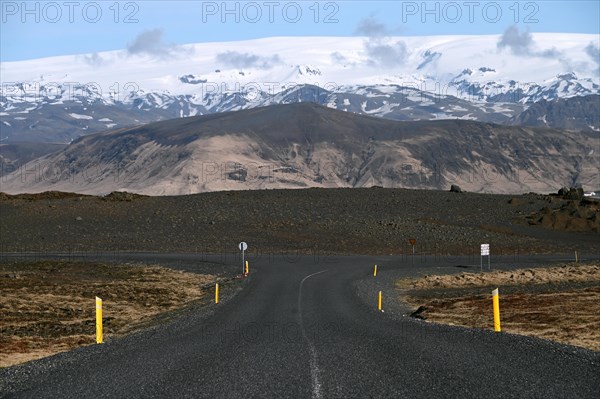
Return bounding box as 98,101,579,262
556,72,578,81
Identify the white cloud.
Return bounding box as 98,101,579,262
355,17,409,68
497,25,561,58
365,40,408,68
585,42,600,64
215,51,282,70
355,16,389,37
82,52,106,67
127,29,185,58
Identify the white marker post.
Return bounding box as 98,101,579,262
480,244,490,271
239,241,248,275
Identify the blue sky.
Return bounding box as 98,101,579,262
1,0,599,61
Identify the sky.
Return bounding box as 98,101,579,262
1,0,599,61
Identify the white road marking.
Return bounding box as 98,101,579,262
298,269,328,399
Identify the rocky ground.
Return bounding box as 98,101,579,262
0,187,598,367
0,188,598,256
526,197,600,232
395,262,600,351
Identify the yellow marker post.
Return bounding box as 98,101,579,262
95,296,103,344
378,291,382,311
215,283,219,304
575,251,578,263
492,288,501,332
373,264,377,277
245,261,249,276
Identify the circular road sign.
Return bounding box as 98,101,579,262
239,242,248,251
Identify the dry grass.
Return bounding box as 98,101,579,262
397,264,600,289
0,261,215,368
396,263,600,352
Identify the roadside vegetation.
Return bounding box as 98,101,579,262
396,262,600,351
0,261,215,368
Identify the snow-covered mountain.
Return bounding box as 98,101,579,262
1,34,599,143
508,95,600,131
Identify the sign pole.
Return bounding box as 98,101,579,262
239,242,248,276
408,238,417,266
480,244,490,272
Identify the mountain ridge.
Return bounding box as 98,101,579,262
2,103,597,196
2,34,598,143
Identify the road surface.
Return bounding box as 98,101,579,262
1,253,599,398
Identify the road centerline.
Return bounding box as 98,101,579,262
298,269,329,399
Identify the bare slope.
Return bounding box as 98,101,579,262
1,103,597,195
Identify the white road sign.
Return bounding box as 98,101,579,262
481,244,490,256
239,242,248,251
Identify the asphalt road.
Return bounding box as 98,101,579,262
1,253,599,398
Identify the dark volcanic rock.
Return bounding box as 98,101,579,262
556,187,584,200
1,188,598,255
527,197,600,232
103,191,148,201
565,188,585,201
409,305,428,319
